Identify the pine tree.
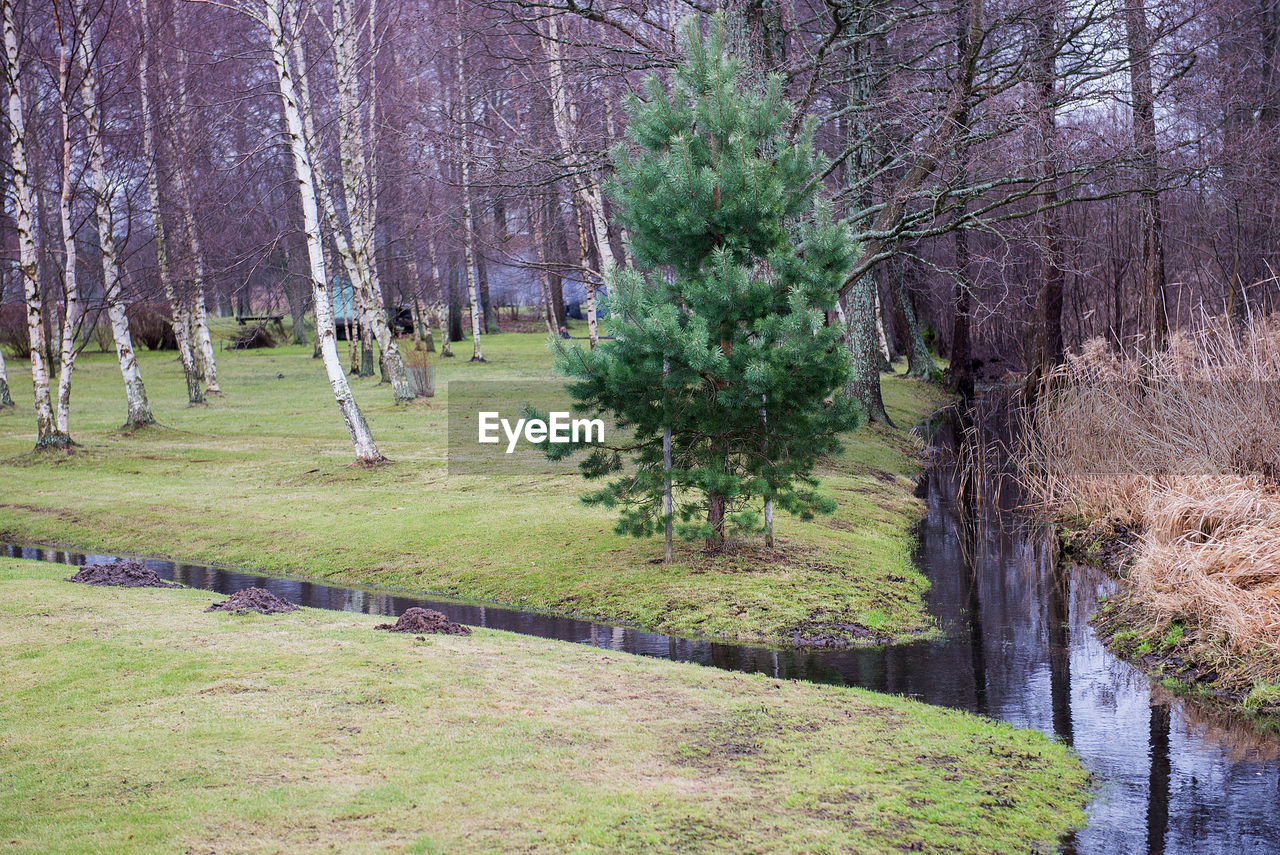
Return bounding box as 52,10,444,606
551,16,860,551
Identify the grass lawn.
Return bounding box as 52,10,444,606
0,327,947,645
0,558,1087,854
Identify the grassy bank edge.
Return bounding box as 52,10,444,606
1061,524,1280,724
0,339,949,647
0,556,1089,854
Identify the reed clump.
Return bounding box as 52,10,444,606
1017,316,1280,711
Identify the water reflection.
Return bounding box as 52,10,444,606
5,466,1280,853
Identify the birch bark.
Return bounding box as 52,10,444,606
54,30,79,433
5,0,67,447
427,230,452,357
76,2,154,429
265,0,381,462
538,14,612,347
164,56,220,393
455,0,483,361
137,0,202,405
332,0,413,398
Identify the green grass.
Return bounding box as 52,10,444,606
0,557,1087,854
0,329,947,645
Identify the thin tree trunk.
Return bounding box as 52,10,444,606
6,0,67,447
54,30,79,432
1028,1,1066,381
456,0,484,362
531,200,557,334
265,0,381,463
76,7,154,430
138,0,203,405
1124,0,1168,350
331,0,413,400
663,357,673,563
426,230,452,356
539,14,612,347
163,41,220,394
894,273,935,380
0,342,11,406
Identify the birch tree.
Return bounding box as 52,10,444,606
5,0,69,447
52,2,80,433
264,0,382,462
137,0,203,405
76,0,154,429
161,28,221,395
538,12,613,348
456,0,483,361
331,0,414,398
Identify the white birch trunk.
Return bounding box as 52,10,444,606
874,291,891,365
455,0,483,361
164,51,220,393
331,0,412,399
538,14,613,347
76,5,154,429
265,0,381,462
55,41,79,433
531,203,557,335
426,230,452,357
5,0,65,447
0,344,11,406
138,0,202,405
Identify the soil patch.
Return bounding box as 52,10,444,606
377,607,470,636
66,560,178,588
787,620,883,648
206,587,298,614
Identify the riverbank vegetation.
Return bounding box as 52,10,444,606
0,557,1088,854
0,333,946,647
1018,315,1280,718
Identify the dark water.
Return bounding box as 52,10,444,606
5,466,1280,853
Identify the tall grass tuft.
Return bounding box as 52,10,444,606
1017,315,1280,667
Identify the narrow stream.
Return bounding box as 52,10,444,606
5,461,1279,853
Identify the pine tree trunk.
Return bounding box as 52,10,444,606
663,358,673,564
706,494,725,550
76,10,153,430
6,0,67,447
265,0,381,463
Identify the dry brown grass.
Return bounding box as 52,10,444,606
1132,476,1280,656
1017,314,1280,682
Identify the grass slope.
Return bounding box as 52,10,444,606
0,558,1087,854
0,329,946,645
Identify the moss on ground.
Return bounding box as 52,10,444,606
0,330,947,645
0,558,1087,854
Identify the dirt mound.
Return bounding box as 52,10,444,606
377,607,470,635
66,560,178,588
206,587,298,614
